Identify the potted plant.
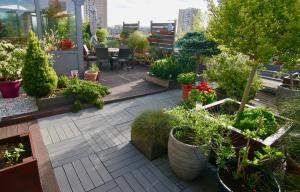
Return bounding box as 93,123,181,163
131,110,173,160
177,72,196,100
0,133,42,192
0,42,26,98
84,63,100,82
217,120,283,192
59,38,75,50
188,82,217,107
166,106,234,181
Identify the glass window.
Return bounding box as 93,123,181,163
39,0,77,50
0,0,37,43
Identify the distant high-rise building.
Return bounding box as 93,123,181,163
84,0,107,28
177,8,201,33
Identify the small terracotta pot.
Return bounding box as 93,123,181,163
181,83,193,101
84,71,99,81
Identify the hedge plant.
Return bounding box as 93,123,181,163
22,31,58,98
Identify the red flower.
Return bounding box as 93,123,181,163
60,39,74,50
196,81,214,92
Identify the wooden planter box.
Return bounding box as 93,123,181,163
283,75,300,88
203,99,292,151
0,133,42,192
36,95,74,111
145,74,180,89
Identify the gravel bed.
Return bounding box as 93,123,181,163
0,94,38,119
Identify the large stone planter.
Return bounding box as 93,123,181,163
168,128,208,181
0,133,42,192
145,74,180,89
203,99,292,151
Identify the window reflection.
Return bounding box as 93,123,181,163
40,0,77,50
0,0,37,43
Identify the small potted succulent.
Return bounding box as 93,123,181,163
84,63,100,82
177,72,196,100
59,38,75,50
0,42,26,98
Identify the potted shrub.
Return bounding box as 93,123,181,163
188,82,217,107
131,110,173,160
0,42,26,98
0,133,42,192
177,72,196,100
216,123,283,191
166,106,234,181
59,38,75,50
84,63,100,82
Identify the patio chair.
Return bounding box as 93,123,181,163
117,48,132,71
95,47,111,70
83,45,97,68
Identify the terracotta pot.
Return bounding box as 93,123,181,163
181,83,193,101
0,79,22,98
0,133,42,192
84,71,99,81
168,128,208,181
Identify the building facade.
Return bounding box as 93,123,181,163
177,8,200,33
84,0,107,28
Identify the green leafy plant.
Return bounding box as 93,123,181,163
165,106,235,166
176,32,220,65
22,31,58,98
177,72,196,84
131,110,173,148
57,75,70,89
149,54,197,80
42,29,61,52
128,31,149,54
60,77,109,112
96,28,108,44
88,63,100,73
188,88,217,106
204,52,262,101
4,143,25,165
234,107,278,139
0,41,26,81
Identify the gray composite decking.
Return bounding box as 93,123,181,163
38,90,218,192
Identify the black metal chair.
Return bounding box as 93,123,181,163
117,48,132,71
95,47,111,70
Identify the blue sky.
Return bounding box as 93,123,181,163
108,0,208,27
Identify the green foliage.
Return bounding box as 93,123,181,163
188,88,217,106
82,21,91,48
42,29,61,51
131,110,173,148
176,32,220,61
177,72,196,84
0,41,26,81
128,31,149,53
149,54,197,80
205,52,262,100
57,75,70,89
107,39,120,48
165,106,235,166
4,143,25,165
120,30,130,40
234,108,278,139
22,31,58,98
96,28,108,43
88,63,100,73
60,78,109,112
191,11,205,32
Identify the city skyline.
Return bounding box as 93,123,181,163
107,0,208,27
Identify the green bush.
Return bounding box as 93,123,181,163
22,31,58,98
149,54,197,80
128,31,149,53
57,75,70,89
234,107,278,139
204,52,262,101
96,28,108,43
177,72,196,84
60,78,109,112
131,110,173,148
0,41,26,81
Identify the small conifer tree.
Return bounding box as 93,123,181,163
22,31,58,98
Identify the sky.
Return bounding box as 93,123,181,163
107,0,208,27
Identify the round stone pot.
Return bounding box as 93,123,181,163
0,79,22,98
168,128,208,181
